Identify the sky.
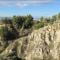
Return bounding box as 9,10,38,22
0,0,60,18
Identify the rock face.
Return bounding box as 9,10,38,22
0,21,60,60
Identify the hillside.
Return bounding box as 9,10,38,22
0,20,60,60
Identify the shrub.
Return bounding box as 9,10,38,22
0,26,19,41
34,22,44,29
12,15,33,29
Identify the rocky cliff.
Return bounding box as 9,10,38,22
0,21,60,60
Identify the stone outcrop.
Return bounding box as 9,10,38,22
0,21,60,60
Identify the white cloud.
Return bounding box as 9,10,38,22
0,0,53,7
16,3,28,7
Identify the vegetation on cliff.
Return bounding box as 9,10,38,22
0,13,60,60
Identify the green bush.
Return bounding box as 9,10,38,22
0,26,19,41
34,22,44,29
23,15,33,29
12,15,33,29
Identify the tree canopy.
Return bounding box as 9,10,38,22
0,13,60,40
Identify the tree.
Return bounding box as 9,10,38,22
0,26,8,40
0,26,19,41
13,16,24,29
58,13,60,20
40,16,44,22
23,15,33,29
12,15,33,29
52,15,57,22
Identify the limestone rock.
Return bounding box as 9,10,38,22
0,21,60,60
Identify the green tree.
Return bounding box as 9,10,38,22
0,26,8,40
52,15,57,22
24,15,33,29
58,13,60,20
0,26,19,41
40,16,44,22
13,15,33,29
13,16,24,29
